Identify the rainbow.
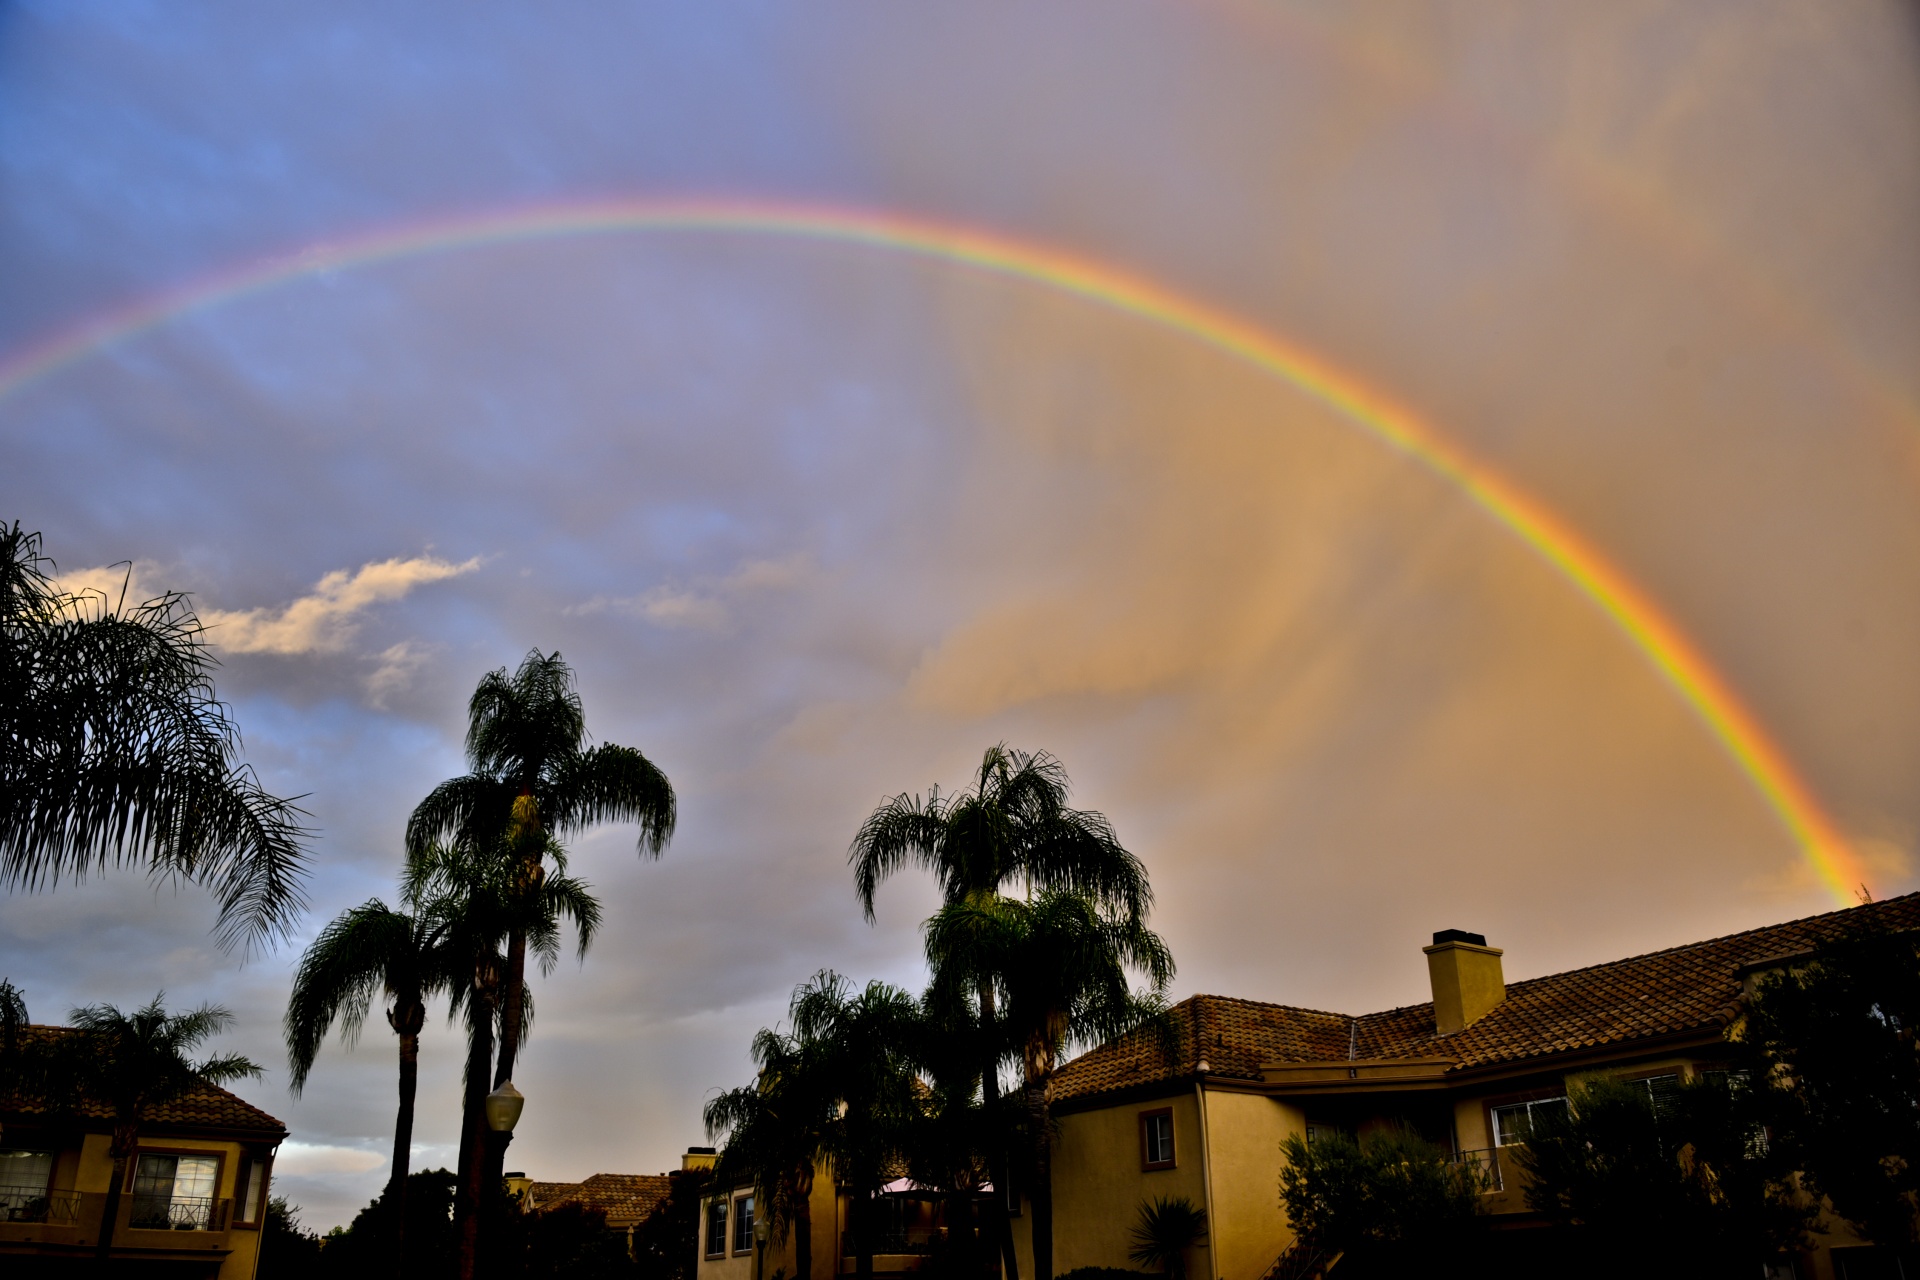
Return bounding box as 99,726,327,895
0,195,1867,902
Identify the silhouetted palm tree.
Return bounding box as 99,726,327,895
406,835,600,1280
0,523,309,951
705,1023,834,1280
58,996,263,1260
406,650,673,1177
789,972,922,1280
285,895,458,1225
1129,1195,1208,1280
926,891,1173,1280
849,744,1150,1280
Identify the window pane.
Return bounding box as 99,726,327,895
0,1149,53,1193
1530,1097,1570,1134
174,1156,218,1200
707,1199,727,1254
241,1160,266,1223
733,1195,755,1252
1644,1075,1681,1120
1490,1104,1530,1146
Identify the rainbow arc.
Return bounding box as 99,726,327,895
0,196,1865,902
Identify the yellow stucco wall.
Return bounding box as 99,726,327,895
1198,1089,1303,1280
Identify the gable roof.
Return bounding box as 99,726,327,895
1053,891,1920,1105
529,1172,673,1226
1,1025,286,1136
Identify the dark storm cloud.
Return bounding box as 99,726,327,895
2,0,1917,1231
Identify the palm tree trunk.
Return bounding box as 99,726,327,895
979,981,1018,1280
390,1022,421,1270
456,987,497,1280
1025,1080,1052,1280
794,1166,814,1280
485,922,528,1189
96,1141,131,1261
853,1184,873,1280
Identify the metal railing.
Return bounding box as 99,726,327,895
1449,1146,1504,1193
129,1194,230,1232
0,1183,81,1225
842,1228,948,1256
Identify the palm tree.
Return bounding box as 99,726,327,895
406,650,674,1179
925,891,1174,1280
788,972,923,1280
55,995,263,1260
0,523,309,952
1128,1196,1208,1280
849,744,1151,1280
406,835,601,1280
704,1025,833,1280
283,893,458,1243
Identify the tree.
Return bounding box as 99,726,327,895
0,523,309,951
631,1167,709,1280
925,890,1173,1280
54,995,263,1260
1128,1195,1207,1280
317,1167,461,1280
284,893,458,1253
407,649,674,1184
1739,920,1920,1246
788,972,923,1280
257,1194,326,1280
1277,1127,1486,1279
1515,1077,1812,1279
850,744,1150,1280
705,1025,833,1280
406,836,601,1280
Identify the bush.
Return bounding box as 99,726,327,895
1056,1268,1145,1280
1277,1127,1485,1279
258,1195,325,1280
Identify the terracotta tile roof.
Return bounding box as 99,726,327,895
530,1172,672,1226
1052,892,1920,1104
0,1025,286,1135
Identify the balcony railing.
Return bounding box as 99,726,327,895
0,1183,82,1225
1449,1147,1504,1193
128,1194,230,1232
842,1228,948,1257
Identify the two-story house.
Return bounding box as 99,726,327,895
1,1026,287,1280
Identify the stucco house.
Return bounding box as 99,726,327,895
0,1026,286,1280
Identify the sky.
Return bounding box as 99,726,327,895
3,0,1920,1233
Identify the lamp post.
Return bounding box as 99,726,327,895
486,1081,526,1135
755,1212,769,1280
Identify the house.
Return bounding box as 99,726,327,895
1026,892,1920,1280
507,1169,675,1252
0,1026,286,1280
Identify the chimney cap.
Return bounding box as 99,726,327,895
686,1146,717,1155
1431,929,1487,946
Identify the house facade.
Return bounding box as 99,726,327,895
1026,894,1920,1280
1,1028,287,1280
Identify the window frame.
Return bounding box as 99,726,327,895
1139,1107,1176,1171
732,1192,756,1256
705,1195,729,1259
1487,1095,1569,1147
127,1147,228,1232
231,1149,272,1230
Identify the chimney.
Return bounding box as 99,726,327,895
1424,929,1505,1035
682,1146,718,1172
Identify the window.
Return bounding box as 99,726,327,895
706,1198,728,1257
234,1155,269,1227
0,1149,55,1223
1140,1108,1175,1170
131,1153,221,1230
1491,1097,1568,1146
732,1194,755,1254
1636,1073,1682,1121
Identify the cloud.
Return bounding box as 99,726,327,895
365,640,437,709
569,552,815,630
272,1141,387,1177
202,556,481,655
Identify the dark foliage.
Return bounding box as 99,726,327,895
1741,920,1920,1246
1517,1076,1814,1279
1277,1127,1486,1279
258,1195,326,1280
1055,1269,1146,1280
493,1200,636,1280
0,523,309,951
318,1167,461,1280
632,1168,710,1280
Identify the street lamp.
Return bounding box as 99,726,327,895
754,1213,769,1280
486,1081,525,1133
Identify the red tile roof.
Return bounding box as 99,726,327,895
1,1025,286,1135
529,1172,673,1226
1053,892,1920,1104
